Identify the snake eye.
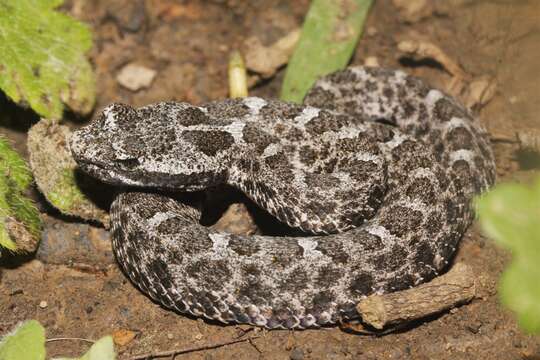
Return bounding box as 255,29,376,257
116,158,140,169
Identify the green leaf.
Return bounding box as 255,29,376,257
280,0,374,103
46,169,88,213
499,261,540,333
27,120,109,225
477,178,540,333
53,336,116,360
0,137,42,253
0,320,46,360
0,138,33,190
0,0,95,119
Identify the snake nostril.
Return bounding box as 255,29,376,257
374,117,397,127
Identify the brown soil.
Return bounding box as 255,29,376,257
1,0,540,359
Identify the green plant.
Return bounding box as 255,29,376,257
0,0,95,120
0,137,41,253
0,320,116,360
280,0,374,102
0,0,98,253
477,178,540,334
0,320,45,360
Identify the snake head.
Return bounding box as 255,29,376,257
70,102,232,191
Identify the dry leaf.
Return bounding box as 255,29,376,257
112,329,137,346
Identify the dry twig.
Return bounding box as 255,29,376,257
356,263,476,330
517,129,540,153
397,39,498,109
398,39,466,79
130,335,261,360
46,337,95,343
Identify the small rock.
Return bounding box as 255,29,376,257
108,0,147,32
290,348,304,360
39,300,48,308
117,63,157,91
244,29,300,78
466,321,482,334
38,217,113,266
212,203,258,235
167,333,174,340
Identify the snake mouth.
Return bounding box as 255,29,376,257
75,157,229,192
74,159,140,187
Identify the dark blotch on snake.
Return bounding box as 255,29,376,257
182,130,234,156
433,98,468,122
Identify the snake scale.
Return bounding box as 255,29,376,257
70,67,496,329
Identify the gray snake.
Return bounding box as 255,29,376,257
70,67,496,329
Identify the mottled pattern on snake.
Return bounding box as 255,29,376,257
70,67,496,329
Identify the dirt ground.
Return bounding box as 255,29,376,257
1,0,540,359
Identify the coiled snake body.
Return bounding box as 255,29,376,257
71,67,495,329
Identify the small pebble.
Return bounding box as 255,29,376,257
387,348,405,359
109,0,147,32
326,353,341,360
290,348,304,360
167,333,174,340
39,301,48,308
116,63,157,91
466,321,482,334
9,289,23,296
367,26,378,36
364,56,380,67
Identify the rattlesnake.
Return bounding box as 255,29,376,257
70,67,496,329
